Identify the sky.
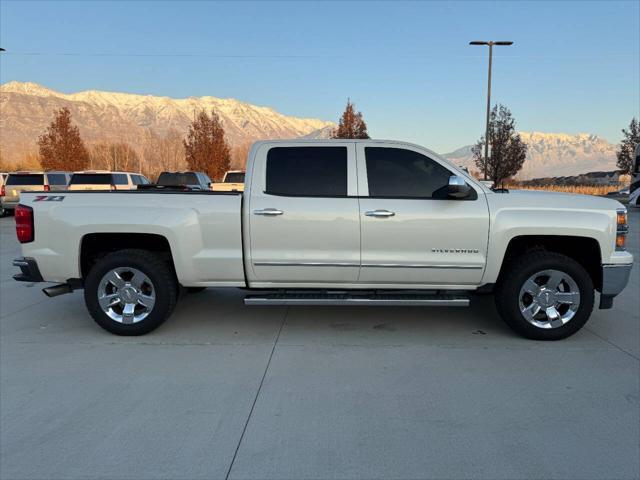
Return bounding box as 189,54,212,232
0,0,638,153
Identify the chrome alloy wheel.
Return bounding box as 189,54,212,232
518,269,581,329
97,267,156,324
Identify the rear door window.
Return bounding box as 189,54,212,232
157,172,199,186
70,174,112,185
365,147,452,198
225,172,245,183
7,174,45,185
266,147,347,197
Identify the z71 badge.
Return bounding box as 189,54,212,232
33,195,65,202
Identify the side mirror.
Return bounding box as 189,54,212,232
447,175,471,199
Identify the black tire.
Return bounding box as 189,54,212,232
187,287,207,293
84,249,178,335
495,250,594,340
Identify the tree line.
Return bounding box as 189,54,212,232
1,99,636,182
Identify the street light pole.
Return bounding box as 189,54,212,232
470,40,513,180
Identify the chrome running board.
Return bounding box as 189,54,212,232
244,291,469,307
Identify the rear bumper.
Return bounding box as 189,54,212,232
12,257,44,283
599,263,633,309
1,198,18,209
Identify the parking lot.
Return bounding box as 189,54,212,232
0,211,638,480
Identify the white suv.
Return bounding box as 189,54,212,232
68,171,150,191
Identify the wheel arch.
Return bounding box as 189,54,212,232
80,233,176,279
495,235,603,291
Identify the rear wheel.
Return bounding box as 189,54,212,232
495,250,594,340
84,249,178,335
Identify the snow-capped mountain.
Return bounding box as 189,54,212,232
0,81,335,163
1,82,618,179
444,132,618,179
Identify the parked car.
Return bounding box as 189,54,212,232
1,171,71,215
606,187,630,196
12,139,633,340
68,171,150,191
156,171,212,190
630,144,640,207
211,170,245,192
0,173,8,216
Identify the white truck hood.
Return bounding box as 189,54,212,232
488,189,625,212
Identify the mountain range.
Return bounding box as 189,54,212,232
444,132,618,179
0,81,619,179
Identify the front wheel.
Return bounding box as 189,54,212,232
84,249,178,335
495,250,594,340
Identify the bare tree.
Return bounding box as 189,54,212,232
472,104,527,183
141,129,187,181
90,142,139,172
230,141,252,171
11,151,42,171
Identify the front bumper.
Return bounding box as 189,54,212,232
13,257,44,283
599,263,633,309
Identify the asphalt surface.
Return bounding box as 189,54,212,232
0,210,638,480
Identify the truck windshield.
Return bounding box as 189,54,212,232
7,174,44,185
70,174,112,185
157,173,199,186
225,172,245,183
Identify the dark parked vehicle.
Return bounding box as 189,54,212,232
156,171,213,190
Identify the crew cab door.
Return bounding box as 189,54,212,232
246,142,360,285
356,143,489,286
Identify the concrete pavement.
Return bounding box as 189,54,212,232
0,211,638,479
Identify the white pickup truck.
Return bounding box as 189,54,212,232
12,140,633,340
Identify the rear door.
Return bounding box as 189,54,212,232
247,142,360,285
357,143,489,286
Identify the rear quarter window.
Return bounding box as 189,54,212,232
69,174,112,185
6,174,45,185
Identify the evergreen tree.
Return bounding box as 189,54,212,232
471,104,527,183
615,117,639,174
331,100,370,139
183,109,231,181
37,107,89,171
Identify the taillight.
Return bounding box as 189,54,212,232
0,185,5,197
15,204,34,243
43,184,50,192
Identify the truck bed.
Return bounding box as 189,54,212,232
18,190,246,286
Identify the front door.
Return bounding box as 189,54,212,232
247,142,360,285
356,143,489,287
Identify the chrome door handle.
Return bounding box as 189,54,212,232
365,210,395,218
253,208,284,216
